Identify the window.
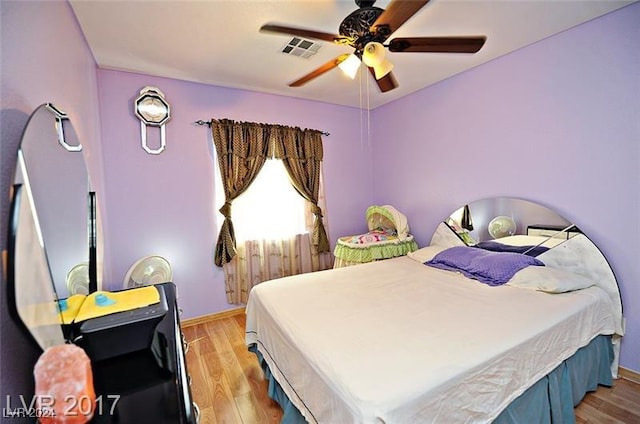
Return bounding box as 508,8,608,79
215,158,307,241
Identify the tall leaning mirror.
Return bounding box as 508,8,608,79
8,103,95,349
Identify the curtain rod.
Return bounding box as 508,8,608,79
193,120,330,136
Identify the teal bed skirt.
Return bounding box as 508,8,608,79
249,334,613,424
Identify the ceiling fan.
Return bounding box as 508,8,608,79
261,0,486,93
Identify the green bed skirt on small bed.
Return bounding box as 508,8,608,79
249,334,613,424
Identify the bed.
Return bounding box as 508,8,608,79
246,220,624,423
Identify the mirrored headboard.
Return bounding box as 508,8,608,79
445,197,574,245
431,197,624,340
8,104,97,349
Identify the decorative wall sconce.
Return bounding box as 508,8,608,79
134,86,170,154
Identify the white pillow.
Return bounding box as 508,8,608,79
407,245,447,263
507,266,594,293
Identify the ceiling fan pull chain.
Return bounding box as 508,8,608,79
359,65,364,150
367,70,371,148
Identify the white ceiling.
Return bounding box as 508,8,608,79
69,0,635,109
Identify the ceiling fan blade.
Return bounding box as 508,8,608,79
289,54,351,87
260,24,344,43
371,0,430,40
368,67,398,93
388,36,487,53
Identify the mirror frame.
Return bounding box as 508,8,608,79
7,104,97,349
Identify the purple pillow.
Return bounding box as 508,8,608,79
426,246,544,286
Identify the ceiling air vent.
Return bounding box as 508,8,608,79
281,37,321,59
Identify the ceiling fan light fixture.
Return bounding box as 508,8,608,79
338,53,361,79
263,0,485,92
362,42,385,66
373,59,393,80
362,42,393,80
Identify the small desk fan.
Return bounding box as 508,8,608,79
123,255,173,289
66,262,90,295
488,216,517,239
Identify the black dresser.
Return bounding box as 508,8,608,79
87,283,197,423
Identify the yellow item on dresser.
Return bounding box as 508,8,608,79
60,294,87,324
73,286,161,323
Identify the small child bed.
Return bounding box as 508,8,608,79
333,205,418,268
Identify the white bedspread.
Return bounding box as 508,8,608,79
245,257,616,424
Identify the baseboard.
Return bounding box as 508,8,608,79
180,306,245,328
619,366,640,384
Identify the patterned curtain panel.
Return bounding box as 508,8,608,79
211,119,270,266
271,127,330,253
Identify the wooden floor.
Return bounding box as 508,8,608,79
183,313,283,423
183,313,640,424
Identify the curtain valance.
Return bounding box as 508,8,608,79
210,119,324,160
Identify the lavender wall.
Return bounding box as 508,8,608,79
2,2,636,408
96,69,372,319
0,0,102,411
371,3,640,372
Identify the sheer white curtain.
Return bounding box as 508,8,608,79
215,158,333,304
